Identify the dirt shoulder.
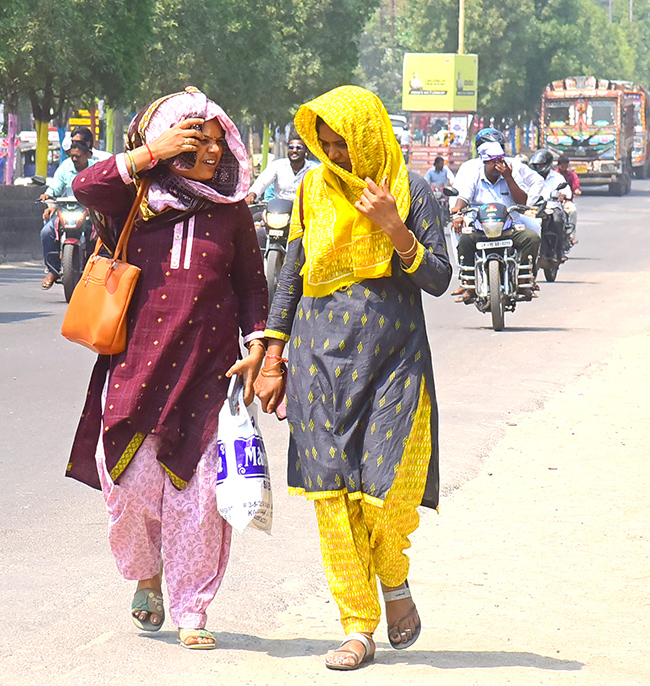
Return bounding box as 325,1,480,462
252,331,650,685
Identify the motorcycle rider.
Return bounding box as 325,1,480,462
39,141,94,289
245,132,319,204
530,149,574,259
450,129,543,302
69,125,113,161
424,156,455,188
556,154,580,243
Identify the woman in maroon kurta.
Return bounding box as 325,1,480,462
69,88,268,649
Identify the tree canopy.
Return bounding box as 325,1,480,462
358,0,642,120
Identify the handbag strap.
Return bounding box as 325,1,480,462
299,180,305,231
114,178,151,262
90,178,150,262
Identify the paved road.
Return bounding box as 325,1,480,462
1,181,649,684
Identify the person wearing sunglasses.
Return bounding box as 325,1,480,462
245,132,319,204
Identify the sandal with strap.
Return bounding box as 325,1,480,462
131,588,165,632
325,632,375,671
178,628,217,650
383,581,421,650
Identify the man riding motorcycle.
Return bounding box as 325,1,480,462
530,149,574,264
450,128,543,302
39,141,95,289
245,132,319,204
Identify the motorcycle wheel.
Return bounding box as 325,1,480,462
488,260,505,331
61,243,81,303
543,263,559,282
265,249,284,308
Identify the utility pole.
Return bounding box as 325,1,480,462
458,0,465,54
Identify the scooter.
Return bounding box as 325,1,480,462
251,197,292,307
38,186,96,302
445,188,536,331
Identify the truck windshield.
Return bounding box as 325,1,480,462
546,99,616,127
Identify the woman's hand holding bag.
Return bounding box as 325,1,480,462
216,375,273,533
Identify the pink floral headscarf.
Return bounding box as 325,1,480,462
128,87,249,214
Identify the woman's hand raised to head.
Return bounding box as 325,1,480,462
355,177,403,238
147,118,206,162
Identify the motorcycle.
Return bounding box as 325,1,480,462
533,182,572,282
38,185,96,302
431,187,451,226
251,197,292,307
445,188,536,331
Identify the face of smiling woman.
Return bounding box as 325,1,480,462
172,118,225,182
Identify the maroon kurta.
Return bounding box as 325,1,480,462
68,157,268,489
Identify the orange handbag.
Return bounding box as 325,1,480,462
61,179,150,355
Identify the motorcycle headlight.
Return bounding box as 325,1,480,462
481,219,504,238
64,210,86,227
266,212,290,229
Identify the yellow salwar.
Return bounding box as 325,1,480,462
313,378,432,635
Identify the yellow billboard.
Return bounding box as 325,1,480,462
402,53,478,112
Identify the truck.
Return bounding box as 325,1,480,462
407,111,474,174
540,76,635,195
612,81,650,178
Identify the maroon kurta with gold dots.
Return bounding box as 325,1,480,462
68,157,268,490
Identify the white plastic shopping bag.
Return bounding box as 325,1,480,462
216,375,273,533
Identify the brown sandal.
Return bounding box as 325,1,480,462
383,582,421,650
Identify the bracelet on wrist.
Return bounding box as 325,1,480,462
396,230,418,258
144,143,155,164
247,339,266,352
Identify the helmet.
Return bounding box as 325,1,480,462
475,127,505,148
476,202,512,239
530,149,554,176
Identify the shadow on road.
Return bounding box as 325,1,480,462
0,311,52,324
140,630,583,671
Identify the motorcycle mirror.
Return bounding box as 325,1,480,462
443,187,459,197
557,181,569,190
509,204,529,213
31,175,46,186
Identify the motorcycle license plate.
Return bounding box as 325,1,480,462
573,165,588,174
268,229,285,238
476,239,513,250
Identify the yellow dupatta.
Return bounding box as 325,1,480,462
292,86,410,297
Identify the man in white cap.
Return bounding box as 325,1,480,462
450,138,543,301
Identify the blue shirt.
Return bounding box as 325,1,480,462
46,157,97,197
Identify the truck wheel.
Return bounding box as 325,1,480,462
488,260,505,331
61,243,81,303
608,181,623,196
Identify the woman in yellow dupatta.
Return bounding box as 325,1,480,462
256,86,452,670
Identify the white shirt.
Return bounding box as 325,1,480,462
249,158,320,202
453,157,545,206
91,148,114,161
539,169,573,201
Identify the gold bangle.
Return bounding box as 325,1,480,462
247,339,266,351
396,231,417,258
260,367,285,377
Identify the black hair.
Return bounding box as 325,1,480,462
69,141,90,155
288,130,303,144
434,156,444,164
71,126,94,148
558,155,570,165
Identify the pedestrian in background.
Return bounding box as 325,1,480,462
255,85,451,670
68,87,268,650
